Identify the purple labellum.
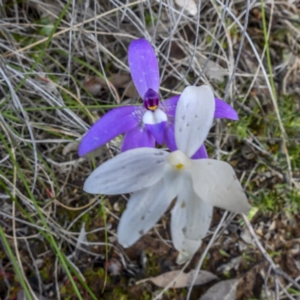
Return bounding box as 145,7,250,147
144,89,160,111
146,122,167,145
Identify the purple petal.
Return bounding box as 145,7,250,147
160,95,180,117
191,145,208,159
162,96,238,120
146,121,167,145
128,39,160,98
121,126,155,151
78,106,140,156
215,98,238,120
164,124,177,151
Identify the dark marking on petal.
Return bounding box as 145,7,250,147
141,215,145,220
180,201,186,208
182,227,187,234
139,230,144,235
186,123,190,127
154,151,165,156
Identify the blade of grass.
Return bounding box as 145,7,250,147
3,0,145,59
0,178,98,299
12,0,71,93
0,227,33,300
260,0,292,184
0,131,97,300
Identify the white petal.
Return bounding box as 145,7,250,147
176,240,201,265
191,159,251,213
185,190,213,241
171,175,213,264
117,175,179,248
84,148,168,194
142,108,167,125
175,85,215,157
154,108,168,122
171,202,201,265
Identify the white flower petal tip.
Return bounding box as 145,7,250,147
175,85,215,157
191,159,252,214
142,108,167,125
118,240,130,248
83,148,168,195
176,252,191,265
175,239,202,265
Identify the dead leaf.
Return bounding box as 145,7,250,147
196,56,227,81
110,73,131,87
240,227,255,245
143,269,218,288
83,74,138,98
17,289,49,300
217,256,242,274
122,81,138,98
75,223,88,258
199,278,240,300
62,141,79,155
111,73,138,98
83,77,102,96
175,0,197,16
204,61,227,81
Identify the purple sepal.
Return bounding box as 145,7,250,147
128,39,160,98
161,96,237,120
160,95,180,117
78,106,139,156
146,121,167,145
191,145,208,159
121,127,155,151
215,98,238,120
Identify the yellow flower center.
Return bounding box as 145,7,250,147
148,105,158,111
168,150,190,170
176,163,184,170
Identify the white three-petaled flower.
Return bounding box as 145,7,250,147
83,85,251,264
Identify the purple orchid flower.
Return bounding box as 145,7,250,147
78,38,238,158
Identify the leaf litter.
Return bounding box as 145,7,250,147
199,279,240,300
139,269,218,288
